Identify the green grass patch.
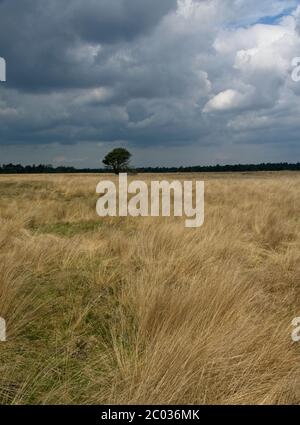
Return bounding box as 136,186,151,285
0,181,54,198
33,221,103,237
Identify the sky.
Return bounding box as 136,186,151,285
0,0,300,167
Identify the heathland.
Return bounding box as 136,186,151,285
0,172,299,404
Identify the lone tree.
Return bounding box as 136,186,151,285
102,148,132,174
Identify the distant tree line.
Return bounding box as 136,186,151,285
136,162,300,173
0,162,300,174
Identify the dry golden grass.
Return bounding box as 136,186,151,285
0,172,299,405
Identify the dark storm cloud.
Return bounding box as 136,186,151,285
0,0,177,92
70,0,177,44
0,0,300,166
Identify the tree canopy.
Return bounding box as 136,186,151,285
102,148,132,174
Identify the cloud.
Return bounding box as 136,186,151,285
70,0,177,44
0,0,300,166
203,89,255,112
0,0,177,92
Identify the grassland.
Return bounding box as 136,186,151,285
0,172,299,405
